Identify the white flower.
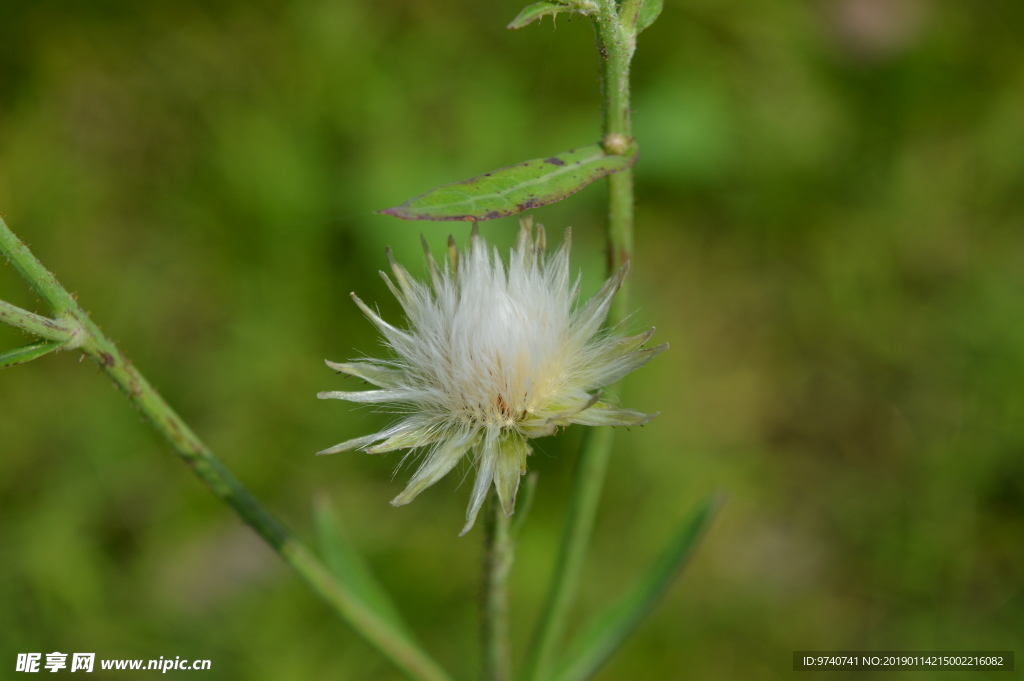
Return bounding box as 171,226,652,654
319,218,666,535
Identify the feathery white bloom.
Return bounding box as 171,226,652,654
318,218,666,535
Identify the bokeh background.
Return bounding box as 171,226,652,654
2,0,1022,678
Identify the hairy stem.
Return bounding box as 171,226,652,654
0,299,75,342
0,216,452,681
597,0,637,320
523,3,638,680
0,221,77,313
482,493,514,681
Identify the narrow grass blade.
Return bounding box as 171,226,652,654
521,426,612,681
509,472,538,540
548,494,724,681
380,143,638,222
313,495,412,637
0,339,64,370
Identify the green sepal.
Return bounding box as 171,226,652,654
380,143,638,222
0,339,64,370
313,496,413,638
548,494,724,681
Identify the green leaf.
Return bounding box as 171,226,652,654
507,2,573,30
0,339,63,370
313,496,412,637
548,494,724,681
380,143,638,221
636,0,663,34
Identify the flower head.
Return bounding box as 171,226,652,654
319,218,666,535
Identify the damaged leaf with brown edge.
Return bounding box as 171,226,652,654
379,143,638,221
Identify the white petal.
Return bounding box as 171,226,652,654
544,392,601,424
325,360,404,388
535,223,548,265
570,262,628,345
421,234,445,293
366,422,446,454
569,401,659,427
386,246,416,299
380,271,414,316
514,216,532,256
316,419,423,455
519,420,556,439
446,234,460,278
317,433,384,456
610,326,658,354
494,434,529,517
580,343,668,391
459,433,499,536
390,429,477,506
350,293,411,345
381,246,428,317
543,226,566,282
317,388,421,403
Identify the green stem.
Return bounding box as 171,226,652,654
523,4,638,680
606,170,634,323
482,493,514,681
0,216,452,681
595,0,636,320
617,0,645,31
0,221,79,313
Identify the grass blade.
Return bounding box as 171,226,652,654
313,495,412,637
548,493,724,681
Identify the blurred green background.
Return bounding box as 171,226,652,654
1,0,1022,678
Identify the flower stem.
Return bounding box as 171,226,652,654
523,3,638,680
0,215,453,681
596,0,637,322
0,219,78,314
483,492,514,681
